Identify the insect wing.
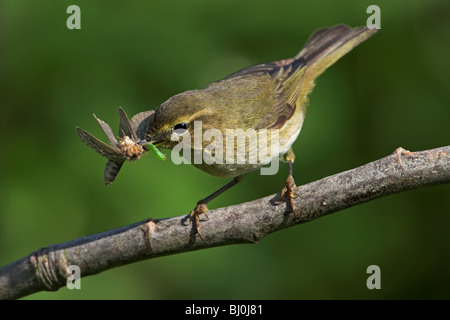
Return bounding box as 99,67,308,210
131,110,155,141
118,107,137,141
104,160,124,186
93,114,119,147
76,127,124,163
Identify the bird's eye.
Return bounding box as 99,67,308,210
174,122,188,133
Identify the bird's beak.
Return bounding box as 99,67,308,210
138,139,150,146
140,136,162,147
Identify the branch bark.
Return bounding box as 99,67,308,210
1,146,449,299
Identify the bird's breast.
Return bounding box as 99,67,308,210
174,108,305,178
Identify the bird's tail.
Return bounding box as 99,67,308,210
297,25,377,79
287,25,377,113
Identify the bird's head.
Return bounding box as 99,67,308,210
146,89,219,149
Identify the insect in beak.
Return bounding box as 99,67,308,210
76,107,164,185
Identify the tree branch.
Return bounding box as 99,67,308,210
1,146,449,299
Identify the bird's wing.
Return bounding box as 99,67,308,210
223,61,287,80
266,58,306,129
228,58,307,130
211,25,376,131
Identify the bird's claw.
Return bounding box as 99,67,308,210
281,175,297,219
190,202,209,241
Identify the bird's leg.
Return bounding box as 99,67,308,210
281,148,297,218
190,175,243,240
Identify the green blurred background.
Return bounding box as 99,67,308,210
1,0,449,299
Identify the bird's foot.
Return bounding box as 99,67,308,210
281,175,297,219
190,202,209,241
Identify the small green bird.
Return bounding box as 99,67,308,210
77,24,377,239
144,25,377,235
